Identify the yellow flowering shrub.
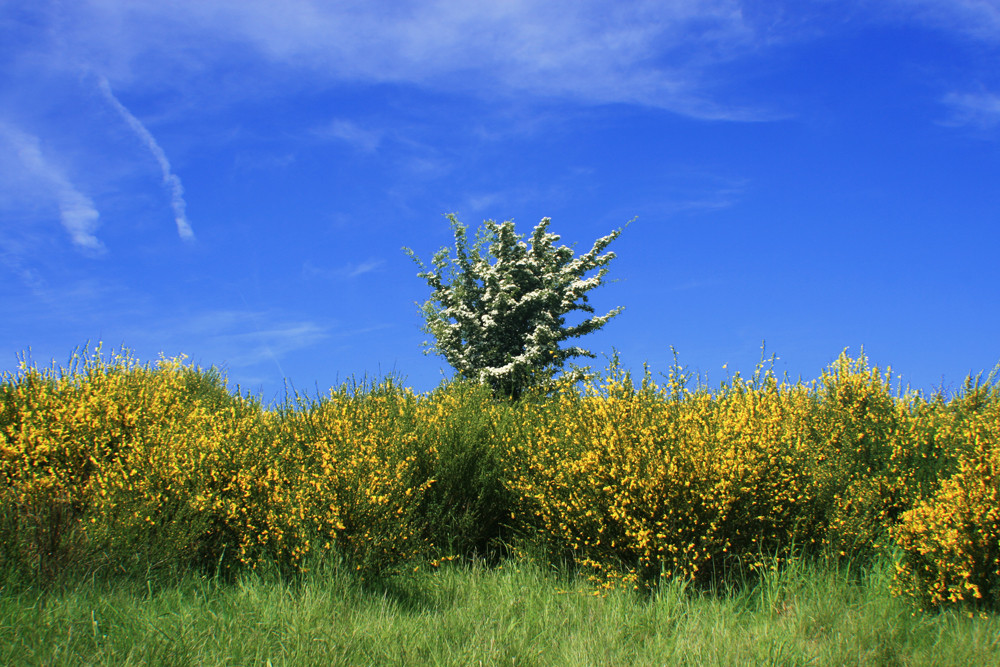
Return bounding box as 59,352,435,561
503,351,980,592
272,383,436,574
805,353,915,559
706,374,818,569
85,389,277,576
892,397,1000,611
2,341,996,613
0,347,231,579
505,361,819,590
0,349,442,580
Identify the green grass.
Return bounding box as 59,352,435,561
2,556,997,666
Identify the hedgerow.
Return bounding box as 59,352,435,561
1,345,997,612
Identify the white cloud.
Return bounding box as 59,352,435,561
662,174,748,215
941,90,1000,128
0,124,105,253
344,259,385,278
302,258,385,280
21,0,1000,123
889,0,1000,42
464,192,505,213
46,0,768,120
314,119,383,152
0,246,48,294
163,308,331,377
212,322,329,368
97,77,195,241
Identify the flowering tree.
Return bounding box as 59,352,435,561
404,214,626,399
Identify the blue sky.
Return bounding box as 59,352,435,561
2,0,998,404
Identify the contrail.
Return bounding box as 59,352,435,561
3,124,105,253
98,77,195,242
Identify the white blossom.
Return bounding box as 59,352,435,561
404,215,628,398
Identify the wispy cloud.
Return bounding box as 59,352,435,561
661,186,745,215
343,259,385,278
941,90,1000,129
54,1,769,120
158,308,331,376
464,192,505,213
209,322,329,369
0,124,104,253
97,77,195,241
302,258,385,281
889,0,1000,42
653,170,748,216
0,244,48,295
314,119,382,152
23,1,1000,127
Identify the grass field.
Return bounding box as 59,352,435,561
2,555,999,666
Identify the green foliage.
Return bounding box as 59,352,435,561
409,380,519,560
404,214,626,399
